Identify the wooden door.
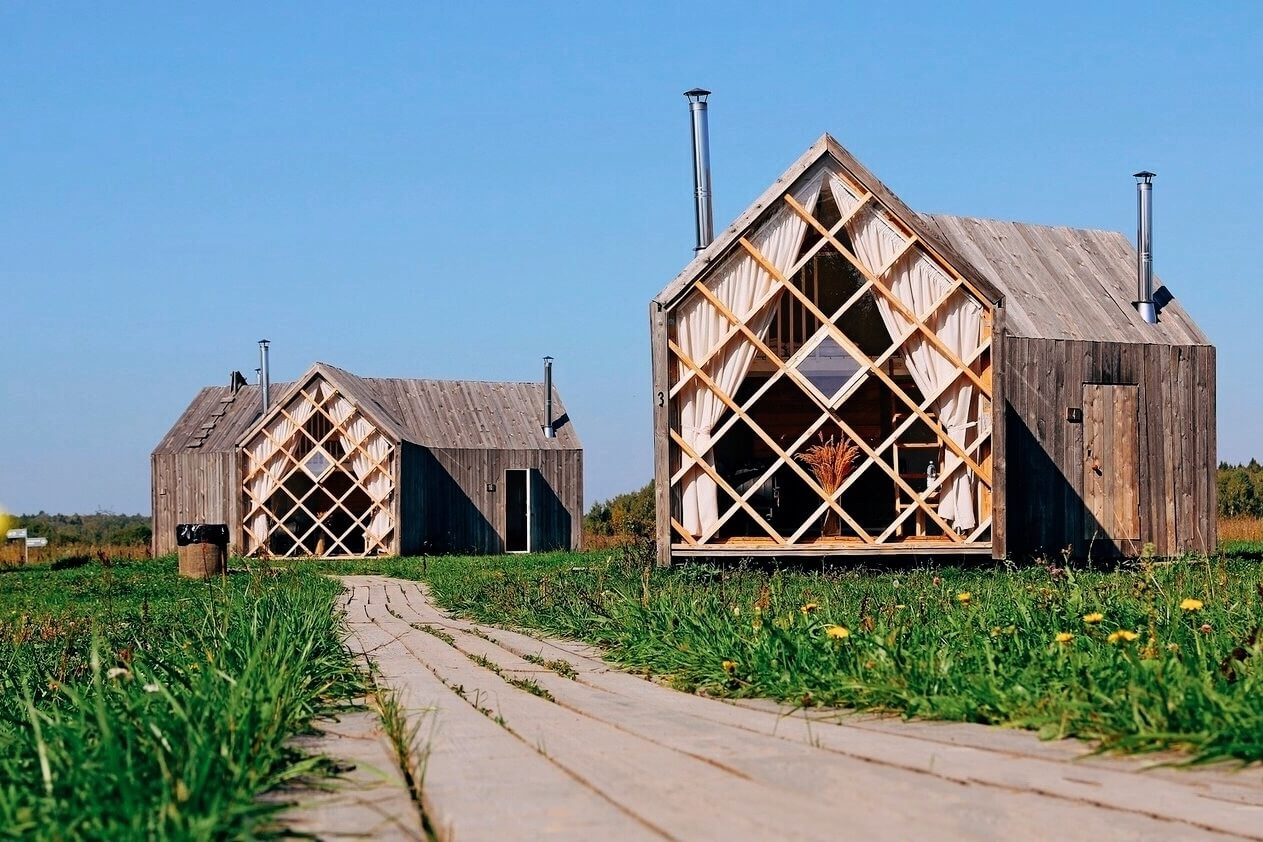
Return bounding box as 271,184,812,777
505,469,529,552
1082,384,1140,544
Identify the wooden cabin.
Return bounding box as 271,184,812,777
153,362,582,557
650,134,1215,565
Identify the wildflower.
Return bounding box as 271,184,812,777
106,667,130,680
731,604,741,617
1107,630,1140,643
722,659,738,674
1055,632,1074,644
800,602,820,615
956,592,971,604
1200,623,1213,634
1180,598,1204,612
1082,612,1104,624
824,625,850,639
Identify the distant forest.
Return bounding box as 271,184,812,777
1220,462,1263,519
8,512,151,546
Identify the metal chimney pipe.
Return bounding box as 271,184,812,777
542,356,555,439
685,88,714,251
259,339,271,414
1134,171,1157,324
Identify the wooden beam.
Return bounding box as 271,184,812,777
668,192,874,401
669,430,785,544
744,236,991,488
783,194,990,396
669,339,872,542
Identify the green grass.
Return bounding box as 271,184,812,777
0,557,362,839
299,549,1263,763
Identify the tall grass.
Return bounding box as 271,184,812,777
0,560,361,839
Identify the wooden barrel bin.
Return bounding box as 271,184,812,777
175,524,228,579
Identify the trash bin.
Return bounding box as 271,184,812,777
175,523,229,579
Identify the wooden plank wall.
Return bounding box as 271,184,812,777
151,451,243,556
651,302,672,566
401,445,583,555
1001,337,1215,558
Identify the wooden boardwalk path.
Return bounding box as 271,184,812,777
337,575,1263,841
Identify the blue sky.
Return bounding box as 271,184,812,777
1,2,1259,515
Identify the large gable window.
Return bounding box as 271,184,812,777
665,160,994,550
242,377,396,557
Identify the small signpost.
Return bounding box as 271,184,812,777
6,528,40,565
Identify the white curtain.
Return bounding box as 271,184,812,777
830,175,983,531
677,173,823,536
246,389,317,552
329,395,395,553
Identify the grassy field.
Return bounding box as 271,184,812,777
0,558,361,839
303,545,1263,763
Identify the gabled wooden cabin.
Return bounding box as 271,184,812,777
650,134,1215,565
153,362,582,557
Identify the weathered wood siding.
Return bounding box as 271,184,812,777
151,451,242,556
1000,336,1215,559
399,445,583,555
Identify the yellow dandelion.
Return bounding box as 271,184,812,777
1179,598,1204,612
722,659,738,674
824,625,850,639
1054,632,1074,644
1107,629,1140,643
800,602,820,615
956,592,971,604
1082,612,1104,624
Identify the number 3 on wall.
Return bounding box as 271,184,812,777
657,391,665,408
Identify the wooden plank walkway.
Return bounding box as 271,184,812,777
274,708,426,840
339,575,1263,841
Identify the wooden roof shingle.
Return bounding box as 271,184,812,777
154,364,580,454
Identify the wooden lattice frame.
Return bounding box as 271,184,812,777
242,379,396,557
667,168,995,548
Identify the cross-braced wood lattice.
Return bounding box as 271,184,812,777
242,378,396,557
667,165,994,551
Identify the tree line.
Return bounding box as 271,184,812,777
1219,461,1263,519
6,512,152,546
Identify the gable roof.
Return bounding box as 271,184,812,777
655,133,1209,346
154,363,580,455
924,215,1208,345
152,382,291,455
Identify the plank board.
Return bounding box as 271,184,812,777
1082,384,1140,544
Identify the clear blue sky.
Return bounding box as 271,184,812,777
1,2,1259,516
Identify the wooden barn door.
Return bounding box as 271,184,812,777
1082,384,1140,548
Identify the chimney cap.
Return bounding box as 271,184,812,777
684,88,711,102
1133,171,1156,182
